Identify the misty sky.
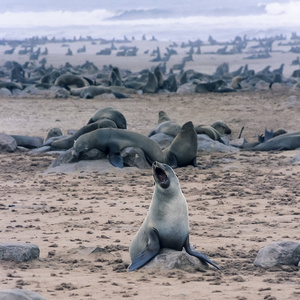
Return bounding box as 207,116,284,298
0,0,293,14
0,0,299,41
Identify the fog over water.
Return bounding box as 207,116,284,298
0,0,299,41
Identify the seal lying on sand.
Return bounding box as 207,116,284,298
87,107,127,129
251,131,300,151
195,80,226,93
72,128,164,168
54,74,87,90
194,125,224,143
129,161,220,271
51,119,117,150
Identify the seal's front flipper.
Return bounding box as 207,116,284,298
129,229,160,271
109,153,124,168
184,235,221,271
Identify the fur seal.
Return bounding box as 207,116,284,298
148,111,181,137
51,119,118,150
194,125,224,143
148,121,181,138
10,135,43,149
72,128,164,168
231,76,245,89
154,66,164,89
142,72,158,93
195,80,226,93
211,121,232,135
129,161,220,271
44,128,63,142
0,82,23,92
54,74,87,90
87,107,127,129
163,121,198,168
251,131,300,151
79,86,112,99
158,111,171,124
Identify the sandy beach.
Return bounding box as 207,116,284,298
1,38,300,299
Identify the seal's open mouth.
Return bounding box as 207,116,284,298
153,161,170,188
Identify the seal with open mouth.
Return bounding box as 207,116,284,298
129,161,220,271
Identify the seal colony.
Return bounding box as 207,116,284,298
1,33,300,99
129,161,220,271
2,104,300,171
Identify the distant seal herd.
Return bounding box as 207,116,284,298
2,33,300,98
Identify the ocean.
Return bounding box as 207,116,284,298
0,0,300,42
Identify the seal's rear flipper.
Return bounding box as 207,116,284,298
109,153,124,168
129,229,160,271
184,236,221,271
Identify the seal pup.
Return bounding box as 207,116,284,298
129,161,220,271
163,121,198,168
72,128,164,168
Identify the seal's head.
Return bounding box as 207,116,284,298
72,138,89,157
152,161,179,191
114,112,127,129
180,121,194,133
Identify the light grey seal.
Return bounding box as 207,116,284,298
72,128,164,168
129,161,220,271
163,121,198,168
